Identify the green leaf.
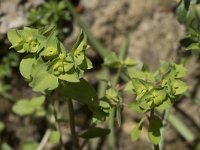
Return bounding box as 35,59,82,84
129,102,146,113
80,127,110,139
99,98,111,109
131,78,153,100
174,64,187,78
49,131,60,144
105,87,120,106
116,104,122,127
106,87,118,100
7,29,22,47
152,88,167,106
173,80,188,95
128,67,154,82
21,141,38,150
30,58,47,77
30,96,45,108
148,115,162,145
124,81,134,92
74,53,85,65
104,52,121,68
34,107,45,117
19,54,35,80
176,0,190,23
12,96,45,116
30,61,58,93
186,43,200,51
131,118,145,142
123,58,137,67
159,61,171,74
30,70,59,93
61,79,98,106
156,98,173,110
78,57,93,70
89,106,108,121
40,32,59,59
38,25,55,35
72,31,88,52
137,92,152,110
17,29,33,42
47,56,73,76
12,99,35,116
58,70,79,82
176,0,199,30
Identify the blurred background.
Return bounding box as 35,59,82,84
0,0,200,149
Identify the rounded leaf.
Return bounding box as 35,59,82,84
148,115,162,145
12,100,34,116
19,54,35,80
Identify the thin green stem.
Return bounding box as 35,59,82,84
52,100,65,150
98,68,109,98
67,99,80,150
108,107,116,150
159,109,170,150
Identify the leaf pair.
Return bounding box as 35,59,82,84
131,115,162,145
7,27,45,54
104,52,136,69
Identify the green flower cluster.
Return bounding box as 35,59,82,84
99,85,122,114
127,61,188,112
7,26,92,93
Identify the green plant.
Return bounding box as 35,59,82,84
7,26,111,149
27,0,71,37
176,0,200,51
103,51,188,148
65,1,195,149
177,0,200,105
7,25,189,150
0,52,19,98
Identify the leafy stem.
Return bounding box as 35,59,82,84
67,99,80,150
108,40,128,149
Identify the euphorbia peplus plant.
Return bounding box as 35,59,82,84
103,51,188,149
126,61,188,145
7,26,188,149
7,26,110,149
